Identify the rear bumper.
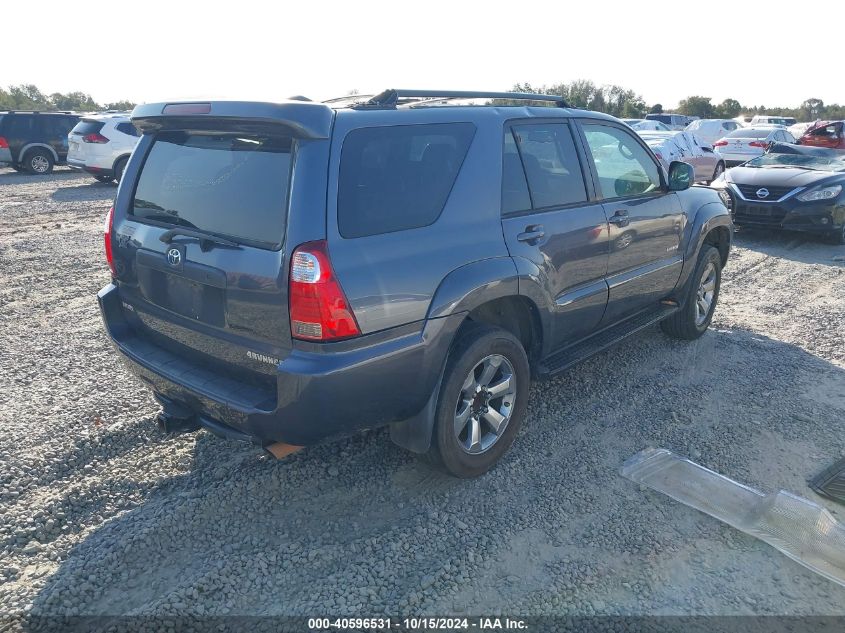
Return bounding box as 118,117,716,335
732,197,845,234
0,148,12,164
98,283,461,446
68,158,114,177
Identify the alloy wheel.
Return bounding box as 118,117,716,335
695,262,717,326
453,354,516,454
30,155,50,173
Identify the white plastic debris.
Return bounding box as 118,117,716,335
622,448,845,587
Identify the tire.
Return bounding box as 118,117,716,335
710,161,725,183
426,324,530,478
94,175,113,183
829,225,845,245
661,245,722,340
113,156,128,184
24,148,54,174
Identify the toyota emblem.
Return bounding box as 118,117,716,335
756,188,770,199
167,248,182,266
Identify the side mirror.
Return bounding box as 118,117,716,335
668,161,693,191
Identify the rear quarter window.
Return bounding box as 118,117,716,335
337,123,475,238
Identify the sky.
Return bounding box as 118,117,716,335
4,0,844,109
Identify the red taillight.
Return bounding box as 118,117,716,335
749,141,769,148
83,133,109,144
713,140,728,147
289,241,360,341
104,206,116,277
0,136,8,149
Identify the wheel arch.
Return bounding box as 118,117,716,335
19,143,58,163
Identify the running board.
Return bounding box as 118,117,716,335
538,304,678,377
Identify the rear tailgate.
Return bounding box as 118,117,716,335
110,101,333,388
68,119,105,162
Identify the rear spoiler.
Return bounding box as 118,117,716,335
130,100,334,139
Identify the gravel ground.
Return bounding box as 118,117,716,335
2,167,845,621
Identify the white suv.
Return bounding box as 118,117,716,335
67,113,140,183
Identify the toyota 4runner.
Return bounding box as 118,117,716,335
98,90,732,478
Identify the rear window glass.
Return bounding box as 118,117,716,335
71,120,105,136
337,123,475,238
131,132,292,247
726,128,771,139
646,114,671,124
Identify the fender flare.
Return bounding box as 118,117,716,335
426,257,521,319
17,143,59,164
677,201,733,297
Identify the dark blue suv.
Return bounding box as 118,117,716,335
98,90,732,477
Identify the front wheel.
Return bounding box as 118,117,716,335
710,161,725,183
828,224,845,245
661,245,722,340
426,324,530,478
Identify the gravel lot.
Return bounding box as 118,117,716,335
2,167,845,621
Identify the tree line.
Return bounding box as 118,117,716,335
508,81,844,122
0,84,135,112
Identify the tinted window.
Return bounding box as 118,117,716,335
502,130,531,214
8,115,33,137
726,128,771,139
131,132,292,247
116,122,140,137
72,120,105,136
582,124,661,199
511,123,586,208
338,123,475,238
646,114,671,124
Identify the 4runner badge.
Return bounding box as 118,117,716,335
247,351,280,366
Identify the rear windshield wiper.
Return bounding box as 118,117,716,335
159,227,241,249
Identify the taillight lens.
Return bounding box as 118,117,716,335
749,141,769,148
83,133,109,143
289,241,360,341
104,206,116,276
0,136,8,149
713,140,728,147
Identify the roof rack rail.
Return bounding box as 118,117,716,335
355,89,570,109
2,110,76,114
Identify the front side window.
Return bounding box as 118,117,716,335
582,124,661,199
338,123,475,238
510,123,587,209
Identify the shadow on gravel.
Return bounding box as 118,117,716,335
50,181,116,203
734,228,845,266
25,326,845,620
0,168,81,186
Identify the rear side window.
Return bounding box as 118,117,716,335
131,132,292,248
116,122,140,137
511,123,587,209
8,115,33,137
71,120,105,136
502,131,531,214
337,123,475,238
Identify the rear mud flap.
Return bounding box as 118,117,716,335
622,448,845,588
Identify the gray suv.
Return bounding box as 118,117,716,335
98,90,732,477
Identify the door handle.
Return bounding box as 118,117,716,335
517,225,545,244
608,210,630,227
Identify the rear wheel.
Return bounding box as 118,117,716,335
426,324,530,478
113,156,128,184
24,149,53,174
661,246,721,340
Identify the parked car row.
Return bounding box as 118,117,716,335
0,109,140,182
